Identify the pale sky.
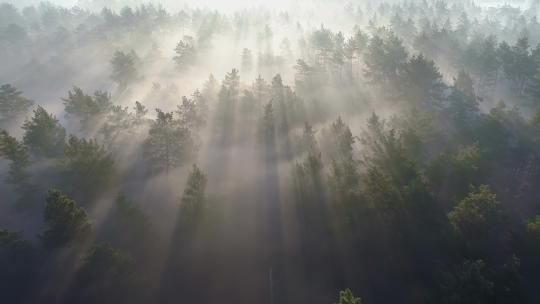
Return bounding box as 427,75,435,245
5,0,305,11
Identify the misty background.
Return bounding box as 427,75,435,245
1,0,540,303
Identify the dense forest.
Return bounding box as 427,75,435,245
1,0,540,303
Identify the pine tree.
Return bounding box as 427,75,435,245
174,36,197,70
180,164,207,222
40,189,93,249
63,87,113,129
144,109,193,174
111,50,139,90
0,84,34,126
0,129,30,187
22,106,66,158
60,135,116,196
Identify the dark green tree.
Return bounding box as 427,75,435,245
454,70,476,101
180,164,207,223
143,109,193,174
0,129,30,187
441,259,494,304
63,87,113,129
40,189,93,249
69,244,140,304
448,185,504,257
60,135,116,196
22,106,66,158
402,54,444,104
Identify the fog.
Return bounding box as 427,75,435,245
1,0,540,303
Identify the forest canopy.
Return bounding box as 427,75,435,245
1,0,540,303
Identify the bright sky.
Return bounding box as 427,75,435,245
6,0,305,11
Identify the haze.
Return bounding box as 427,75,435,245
1,0,540,303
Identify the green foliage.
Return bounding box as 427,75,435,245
0,229,31,257
176,95,206,131
448,185,504,257
79,244,135,281
402,54,444,104
220,68,241,101
297,122,318,155
361,113,417,186
0,84,34,125
336,289,362,304
324,116,355,161
22,106,66,158
427,144,484,198
174,35,197,70
2,4,540,303
500,36,537,95
363,30,407,89
448,185,502,236
63,87,113,129
71,244,139,304
442,259,494,304
214,69,241,138
293,150,324,205
180,164,207,221
323,117,361,209
390,107,435,161
111,50,139,89
103,195,152,259
143,109,194,174
442,86,480,142
99,105,133,144
0,129,30,186
60,135,116,195
115,195,149,231
525,215,540,234
454,70,476,101
294,59,326,97
40,189,93,249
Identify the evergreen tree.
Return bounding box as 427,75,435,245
22,106,66,158
402,54,444,104
454,70,476,101
0,84,34,126
180,164,207,222
60,135,116,197
69,244,139,304
174,36,196,70
111,50,139,90
441,260,494,304
144,109,193,174
0,129,30,187
176,95,206,132
63,87,113,129
40,189,93,249
448,185,505,257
